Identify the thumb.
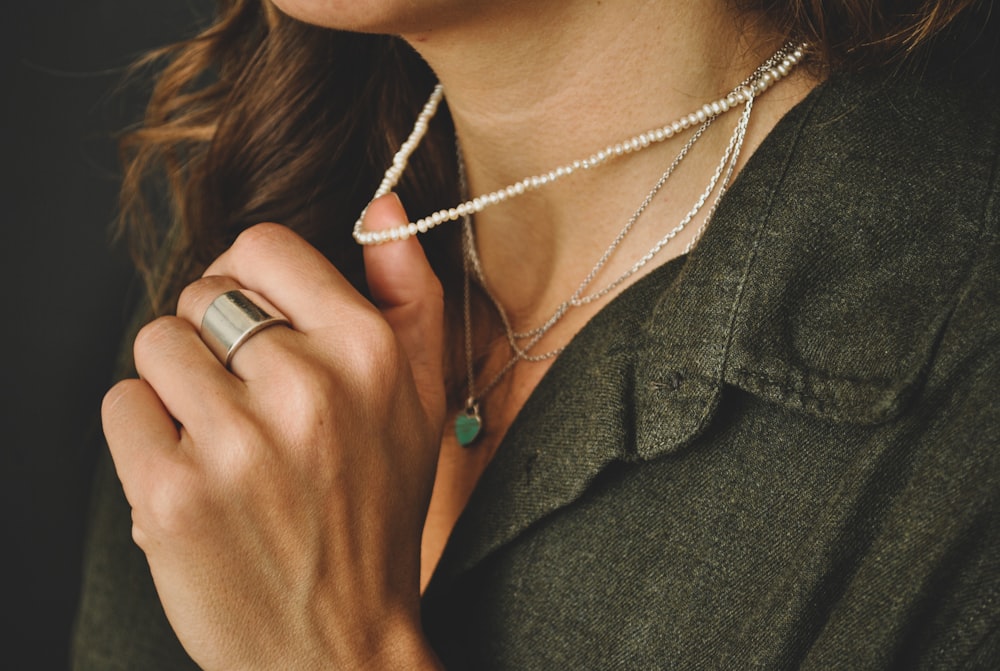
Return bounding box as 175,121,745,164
363,193,446,427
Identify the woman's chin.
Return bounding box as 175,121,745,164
267,0,470,35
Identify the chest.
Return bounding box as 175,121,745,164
420,361,551,591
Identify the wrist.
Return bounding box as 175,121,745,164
352,611,443,671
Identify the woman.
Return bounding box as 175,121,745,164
74,0,999,668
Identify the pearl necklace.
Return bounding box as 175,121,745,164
352,44,807,246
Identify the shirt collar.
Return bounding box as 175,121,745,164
423,70,996,593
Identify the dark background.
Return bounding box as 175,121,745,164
1,2,211,667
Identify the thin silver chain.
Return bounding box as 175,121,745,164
464,119,713,358
460,119,711,402
464,45,773,359
456,43,806,427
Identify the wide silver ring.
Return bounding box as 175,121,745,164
200,290,290,368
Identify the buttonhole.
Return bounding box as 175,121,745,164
668,371,684,391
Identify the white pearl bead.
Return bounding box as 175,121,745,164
354,46,807,245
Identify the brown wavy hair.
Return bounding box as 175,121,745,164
120,1,460,318
740,0,993,70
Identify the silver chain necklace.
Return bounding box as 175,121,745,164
451,44,807,446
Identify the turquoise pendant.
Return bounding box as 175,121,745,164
455,402,483,447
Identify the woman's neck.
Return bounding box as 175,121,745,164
402,1,818,335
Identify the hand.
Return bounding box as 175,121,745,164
102,195,445,670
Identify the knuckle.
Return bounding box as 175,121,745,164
345,352,391,400
177,276,232,316
130,521,149,550
225,408,269,454
138,467,206,540
218,448,258,493
230,222,292,260
133,316,186,364
217,421,274,491
263,378,340,474
279,358,340,421
200,403,270,476
101,379,139,419
225,321,401,438
347,316,403,383
176,281,201,314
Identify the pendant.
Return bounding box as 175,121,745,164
455,400,483,447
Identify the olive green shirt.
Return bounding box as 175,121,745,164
73,71,1000,669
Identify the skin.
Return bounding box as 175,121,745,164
106,196,445,669
103,0,823,667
